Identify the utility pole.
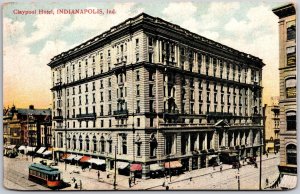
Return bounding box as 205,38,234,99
113,145,117,190
238,148,240,190
259,138,262,190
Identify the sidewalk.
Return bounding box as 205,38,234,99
17,152,277,190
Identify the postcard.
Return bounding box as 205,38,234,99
2,0,297,191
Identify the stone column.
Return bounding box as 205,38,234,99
142,164,150,179
204,132,207,150
198,157,201,169
189,157,193,171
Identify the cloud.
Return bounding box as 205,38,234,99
23,9,71,45
3,18,26,46
162,2,197,23
68,3,144,36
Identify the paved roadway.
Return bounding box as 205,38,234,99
3,153,280,191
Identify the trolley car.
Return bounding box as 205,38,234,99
28,163,63,189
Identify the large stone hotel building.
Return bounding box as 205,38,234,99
48,13,265,179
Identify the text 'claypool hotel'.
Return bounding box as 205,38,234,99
48,13,265,179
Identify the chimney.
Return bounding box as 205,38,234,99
29,105,34,110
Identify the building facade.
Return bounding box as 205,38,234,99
2,105,52,148
264,98,280,153
48,13,265,179
272,3,297,189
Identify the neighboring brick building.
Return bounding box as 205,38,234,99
272,3,297,190
48,13,265,179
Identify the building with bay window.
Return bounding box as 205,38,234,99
48,13,265,179
272,3,297,190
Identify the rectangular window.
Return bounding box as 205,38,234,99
287,46,296,66
136,85,140,96
149,84,154,97
136,70,140,81
287,20,296,41
137,118,140,127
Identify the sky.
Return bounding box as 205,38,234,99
3,0,287,109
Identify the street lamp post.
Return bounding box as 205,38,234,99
237,148,241,190
113,145,117,190
168,155,171,182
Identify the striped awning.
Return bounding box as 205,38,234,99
65,154,76,160
36,147,46,154
74,155,83,161
130,164,142,171
88,158,106,166
42,150,52,156
164,161,182,169
279,175,297,189
18,145,25,151
117,161,129,169
79,156,90,163
26,147,36,152
150,163,164,171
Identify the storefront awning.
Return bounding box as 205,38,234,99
74,155,83,161
26,147,36,152
42,150,52,156
79,156,91,163
88,158,106,166
130,164,142,171
36,147,46,154
6,145,16,149
18,145,25,151
65,154,76,160
207,155,218,160
117,161,129,169
150,163,164,171
279,175,297,189
164,161,182,169
61,153,70,159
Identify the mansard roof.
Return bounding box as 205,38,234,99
48,12,265,69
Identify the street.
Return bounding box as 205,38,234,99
3,153,280,191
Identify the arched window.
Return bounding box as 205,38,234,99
93,136,97,152
149,133,157,158
72,135,76,150
85,135,90,151
286,144,297,165
286,111,296,131
100,136,105,153
79,135,83,150
285,78,296,98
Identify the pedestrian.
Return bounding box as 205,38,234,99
74,182,78,189
266,152,269,158
210,172,213,178
128,177,132,188
97,170,100,181
190,177,192,182
254,162,258,168
266,178,269,186
213,163,215,170
166,185,169,190
79,180,82,190
220,165,223,172
89,165,92,171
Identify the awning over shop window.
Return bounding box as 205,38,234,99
79,156,91,163
5,145,16,149
150,163,165,171
26,147,36,152
229,153,238,157
74,155,83,161
117,161,129,169
88,158,106,166
207,155,218,160
42,150,52,156
61,153,70,159
36,147,46,154
164,161,182,169
130,164,142,171
18,145,25,151
65,154,76,160
279,175,297,189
